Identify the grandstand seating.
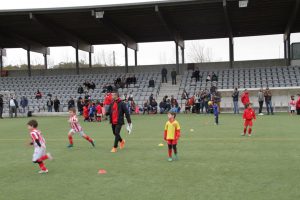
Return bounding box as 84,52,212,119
179,66,300,97
1,65,299,114
0,72,161,113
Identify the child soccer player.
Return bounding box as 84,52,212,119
164,112,181,162
242,103,256,136
83,104,89,122
289,95,296,115
213,101,219,125
27,119,53,174
67,107,95,148
96,102,102,122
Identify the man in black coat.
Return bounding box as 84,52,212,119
107,90,132,153
161,67,168,83
53,96,60,112
171,69,177,85
68,97,75,109
0,95,3,119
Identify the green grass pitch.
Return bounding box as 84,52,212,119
0,113,300,200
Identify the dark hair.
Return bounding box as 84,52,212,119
245,103,252,108
168,112,176,118
27,119,38,128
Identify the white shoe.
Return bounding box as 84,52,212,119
38,169,48,174
248,134,251,137
241,133,245,136
47,153,53,160
259,113,264,116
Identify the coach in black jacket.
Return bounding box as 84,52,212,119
107,90,132,153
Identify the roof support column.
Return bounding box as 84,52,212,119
125,45,128,73
134,49,138,67
27,49,31,77
181,47,185,64
284,34,291,66
89,51,92,68
176,42,179,74
44,54,47,69
229,37,234,68
75,46,79,75
0,52,3,76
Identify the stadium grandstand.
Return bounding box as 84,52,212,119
0,0,300,116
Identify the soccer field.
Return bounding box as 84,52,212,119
0,113,299,200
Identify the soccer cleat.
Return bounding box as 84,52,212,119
248,134,251,137
67,144,73,148
168,157,173,162
111,147,117,153
259,113,264,116
46,153,53,160
241,133,245,136
38,169,48,174
119,139,126,149
91,140,95,147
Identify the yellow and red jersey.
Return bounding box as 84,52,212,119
164,120,181,140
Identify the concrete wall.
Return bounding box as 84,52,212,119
291,60,300,66
4,59,287,77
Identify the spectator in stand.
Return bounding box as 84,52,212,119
77,97,84,115
210,85,217,94
159,100,167,114
68,97,75,109
212,72,218,82
161,67,168,83
181,89,188,100
90,82,96,92
126,76,131,88
264,87,274,115
170,97,180,113
289,95,296,115
78,85,84,95
46,97,54,112
241,89,250,108
143,100,150,115
83,80,91,91
132,75,137,85
107,84,113,92
232,88,239,114
171,69,177,85
296,94,300,115
20,96,28,113
195,68,200,82
9,96,18,118
149,93,154,103
0,94,3,118
54,96,60,112
148,78,155,88
184,99,191,113
189,94,196,113
150,99,158,114
206,74,211,82
257,88,264,115
35,90,42,100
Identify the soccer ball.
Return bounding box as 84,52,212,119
208,101,213,106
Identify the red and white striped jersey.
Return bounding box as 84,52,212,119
69,115,83,132
30,129,46,148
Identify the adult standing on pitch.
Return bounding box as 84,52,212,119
264,87,274,115
107,90,132,153
161,67,168,83
257,88,264,115
9,96,18,118
232,88,239,114
0,94,3,119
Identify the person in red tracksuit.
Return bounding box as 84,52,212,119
241,89,250,108
242,103,256,136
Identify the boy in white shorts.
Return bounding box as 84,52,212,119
67,107,95,148
27,119,53,174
